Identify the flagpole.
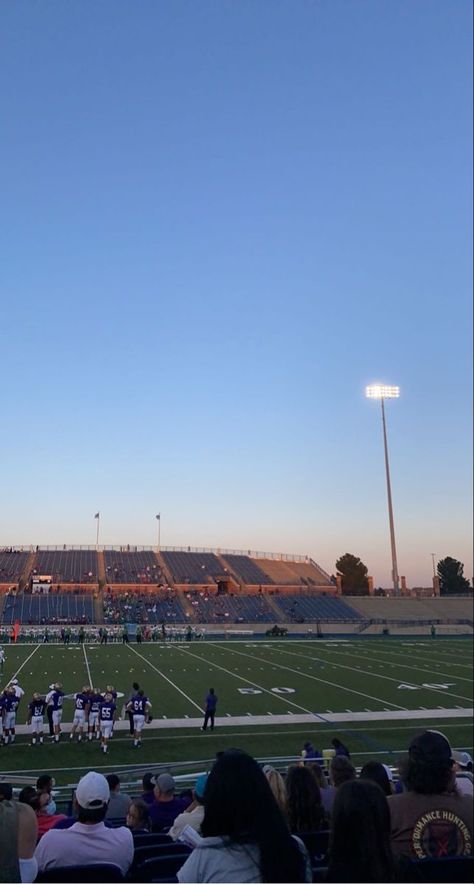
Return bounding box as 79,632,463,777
95,513,100,550
156,514,161,552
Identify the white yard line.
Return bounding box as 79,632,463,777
173,646,328,721
352,644,473,670
211,643,408,710
82,644,93,688
2,644,41,686
269,644,474,700
288,643,474,683
126,644,204,714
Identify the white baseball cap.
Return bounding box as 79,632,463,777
382,763,394,782
76,771,110,809
452,751,472,768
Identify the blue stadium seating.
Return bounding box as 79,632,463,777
161,552,224,583
272,594,362,621
222,555,275,585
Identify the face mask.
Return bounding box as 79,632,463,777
45,799,57,815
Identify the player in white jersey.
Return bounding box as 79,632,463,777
0,646,5,674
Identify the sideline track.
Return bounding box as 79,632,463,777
8,705,473,736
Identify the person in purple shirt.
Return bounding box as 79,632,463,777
126,690,151,748
139,773,156,806
201,687,217,732
27,694,47,745
88,689,103,741
99,693,117,754
3,687,20,744
70,688,90,743
148,774,190,831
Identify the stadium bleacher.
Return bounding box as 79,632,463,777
1,592,94,624
272,594,363,622
0,549,30,582
160,551,225,583
33,550,98,583
104,550,164,584
221,555,275,585
103,589,187,624
183,590,276,623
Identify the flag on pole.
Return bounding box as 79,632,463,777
94,512,100,519
156,514,160,520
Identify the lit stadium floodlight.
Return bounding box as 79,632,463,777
366,383,400,595
366,385,400,399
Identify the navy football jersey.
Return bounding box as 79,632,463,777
5,695,19,713
99,701,116,721
74,692,89,710
90,692,103,713
50,690,64,710
131,695,148,714
29,699,46,717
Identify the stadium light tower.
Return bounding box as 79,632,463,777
366,385,400,596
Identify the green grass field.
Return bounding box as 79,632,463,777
1,637,472,783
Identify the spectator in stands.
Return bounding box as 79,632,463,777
139,772,156,806
301,741,322,762
332,737,351,758
34,771,134,875
105,774,131,820
452,750,473,796
170,774,208,841
388,730,473,859
126,799,151,834
177,749,311,883
286,765,326,833
262,765,288,818
0,783,13,801
0,794,38,883
149,773,191,831
360,761,393,797
28,792,67,840
326,779,396,882
18,787,37,806
36,776,56,815
330,756,356,788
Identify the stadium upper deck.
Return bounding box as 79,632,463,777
0,545,334,591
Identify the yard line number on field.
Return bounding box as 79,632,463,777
265,644,474,700
209,643,409,711
173,645,329,721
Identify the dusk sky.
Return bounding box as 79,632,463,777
1,1,472,587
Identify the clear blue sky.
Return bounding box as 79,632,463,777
1,0,472,587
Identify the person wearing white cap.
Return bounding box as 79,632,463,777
34,771,134,875
452,750,473,796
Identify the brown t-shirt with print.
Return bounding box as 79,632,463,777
388,791,473,859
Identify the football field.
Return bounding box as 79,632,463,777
1,637,472,783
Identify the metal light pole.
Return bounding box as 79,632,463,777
366,385,400,596
155,514,161,552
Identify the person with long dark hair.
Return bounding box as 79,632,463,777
177,749,311,883
360,761,393,797
326,779,395,882
286,765,326,833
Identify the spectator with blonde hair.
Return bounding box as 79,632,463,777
262,765,288,817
